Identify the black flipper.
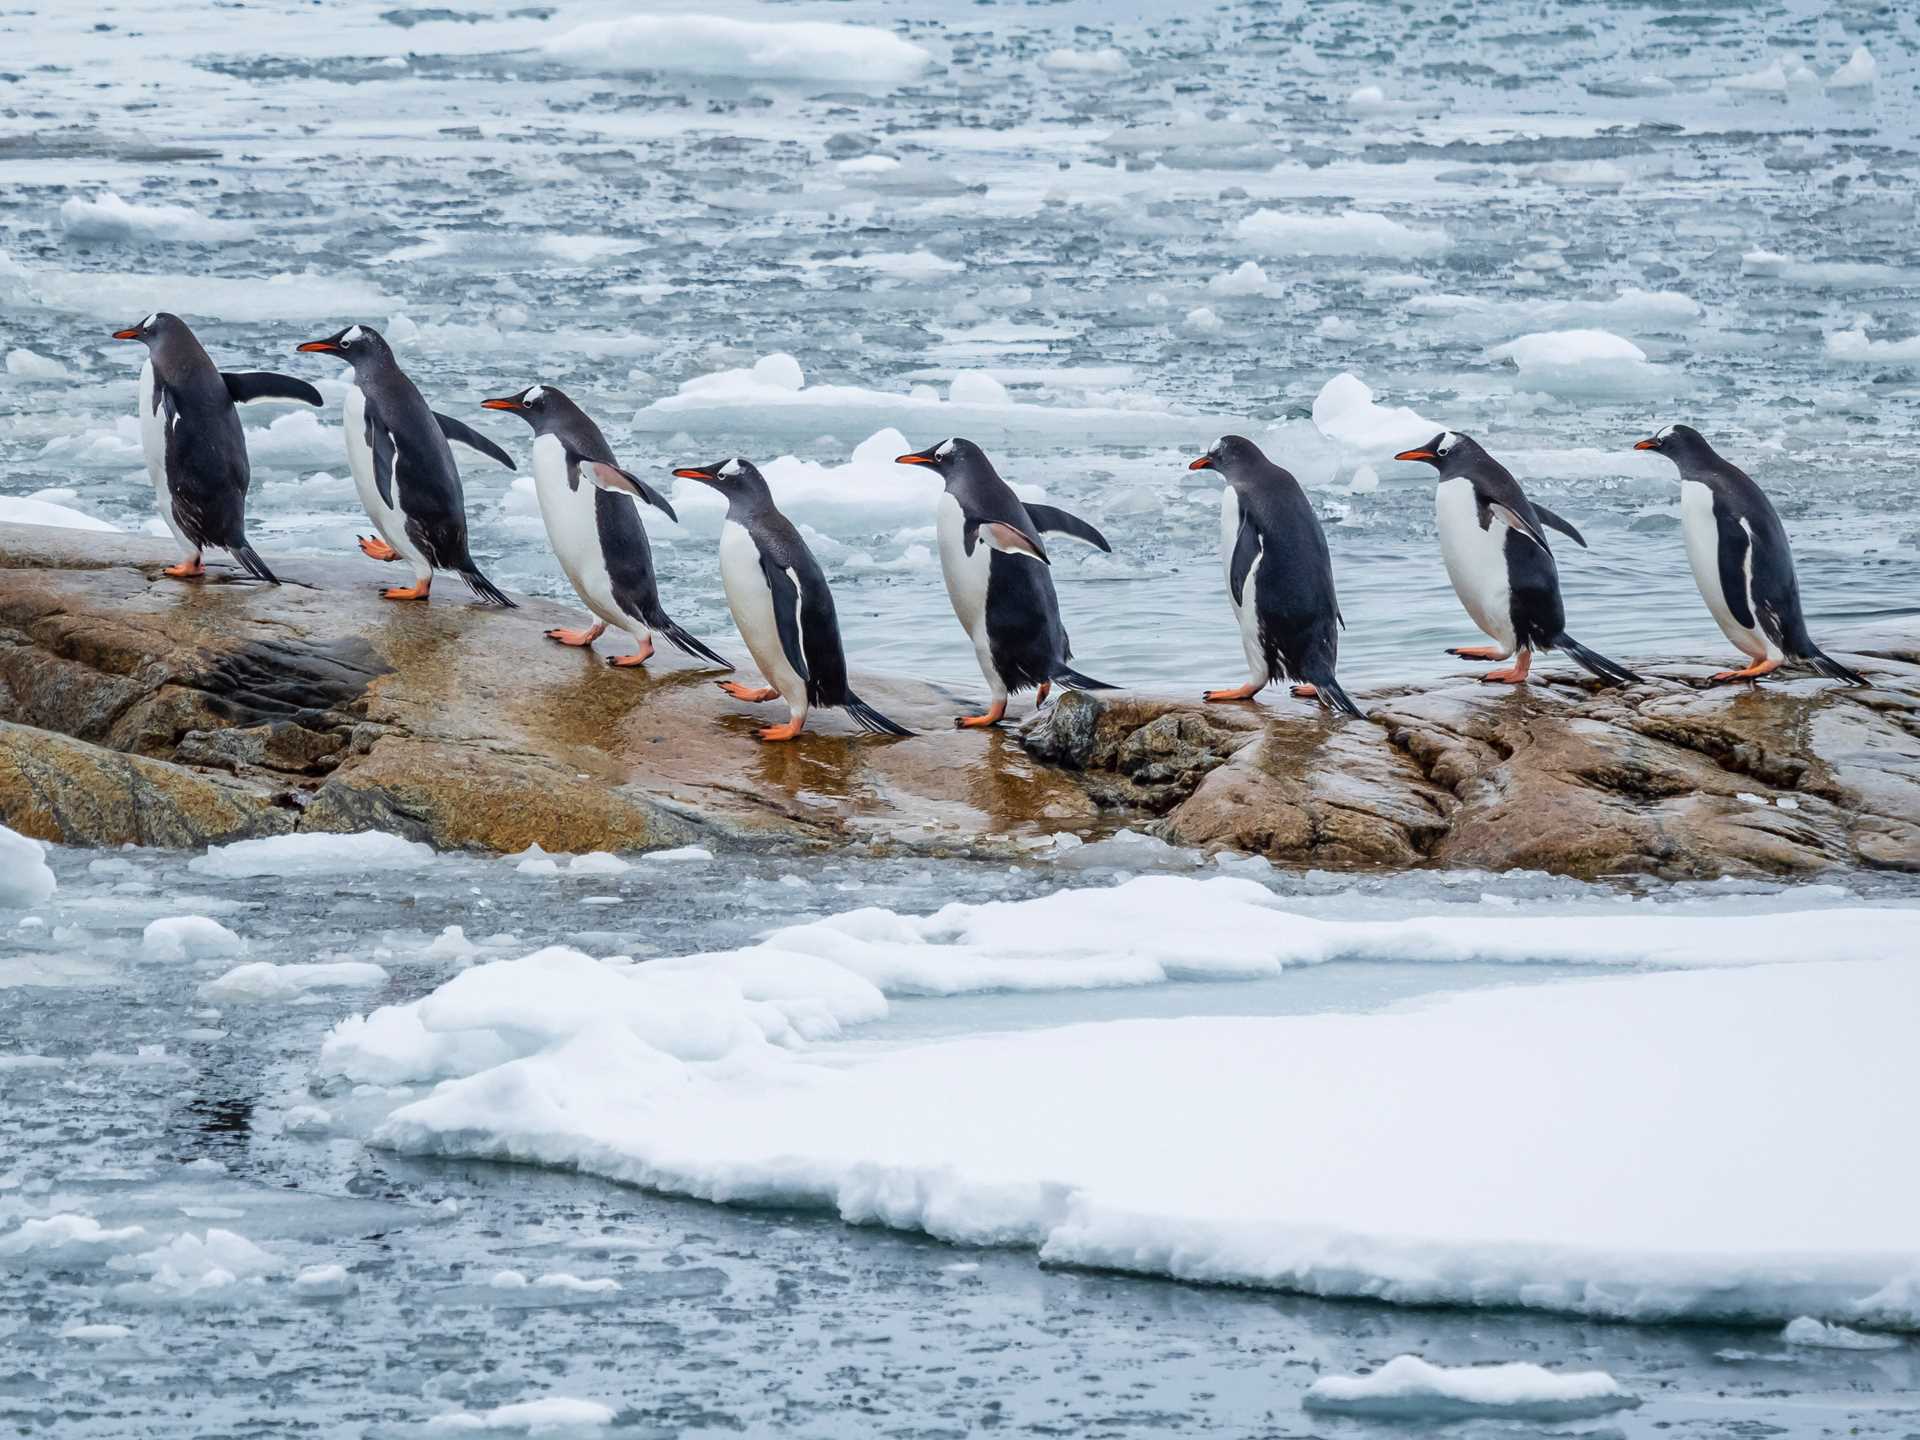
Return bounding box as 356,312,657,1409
435,413,516,471
223,372,323,408
1049,664,1116,691
459,567,517,608
228,540,280,585
843,694,913,737
1552,633,1639,686
759,558,811,686
1531,503,1587,548
643,606,731,669
1805,647,1869,687
963,515,1049,564
1714,504,1757,631
578,456,676,521
1228,514,1260,607
369,415,398,510
1023,503,1111,553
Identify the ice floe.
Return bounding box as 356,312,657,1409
1303,1355,1640,1420
1824,325,1920,363
1234,210,1446,258
1040,47,1128,77
1781,1316,1903,1350
1,825,58,906
0,249,400,324
200,960,389,1003
293,1262,356,1298
0,495,120,533
141,915,243,962
189,831,436,879
425,1397,615,1432
59,191,250,245
5,347,68,380
1826,46,1877,92
544,15,930,87
1310,373,1439,453
1488,328,1669,397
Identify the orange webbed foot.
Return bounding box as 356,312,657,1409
718,681,779,703
607,636,655,668
1290,683,1319,700
1203,684,1260,703
1709,658,1782,684
358,535,400,562
545,624,605,647
757,719,805,742
1035,682,1052,706
381,581,431,601
162,559,205,579
1447,645,1506,661
954,699,1008,729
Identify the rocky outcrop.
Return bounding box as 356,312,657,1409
1021,641,1920,880
3,523,1915,879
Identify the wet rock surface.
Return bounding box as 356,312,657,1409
4,524,1915,877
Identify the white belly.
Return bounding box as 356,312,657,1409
1436,477,1515,651
533,435,630,630
138,360,191,554
936,492,1001,694
343,385,428,575
1680,480,1768,660
1220,488,1268,683
719,519,808,714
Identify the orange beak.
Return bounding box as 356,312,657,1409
111,328,142,341
895,453,936,466
1632,438,1659,450
1393,448,1436,462
1187,455,1213,470
672,467,714,481
296,340,342,354
480,397,519,411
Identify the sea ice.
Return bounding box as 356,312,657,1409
566,852,632,876
1312,373,1440,453
0,1214,148,1261
0,825,57,905
1781,1316,1903,1350
189,831,436,879
1040,47,1128,76
425,1397,615,1432
1825,325,1920,363
1488,329,1667,397
0,495,119,532
544,15,929,87
1234,210,1447,258
1303,1355,1639,1420
5,347,68,380
1827,46,1876,91
293,1262,356,1298
199,960,388,1003
59,191,249,244
142,915,243,962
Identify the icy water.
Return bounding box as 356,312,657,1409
5,845,1918,1436
3,0,1918,691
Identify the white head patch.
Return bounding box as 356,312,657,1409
343,325,364,344
935,439,956,460
1435,430,1460,455
719,458,743,478
1652,423,1675,441
524,385,545,404
142,312,158,329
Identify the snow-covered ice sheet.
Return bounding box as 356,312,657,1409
1303,1354,1640,1420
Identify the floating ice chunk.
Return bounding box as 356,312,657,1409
517,856,561,877
59,191,249,244
199,961,387,1003
115,1228,280,1292
835,154,900,175
1524,160,1629,190
1348,464,1380,495
544,15,930,87
1782,1316,1902,1350
1827,46,1876,91
948,373,1007,405
532,1272,621,1294
1182,306,1223,335
0,825,57,905
0,1214,147,1260
427,925,481,962
1312,373,1440,453
824,250,964,280
1304,1356,1640,1420
426,1396,616,1432
61,1322,132,1341
1207,261,1276,298
1040,47,1128,76
293,1263,355,1298
385,312,421,343
1825,325,1920,362
245,409,342,465
645,846,713,864
1347,84,1385,106
567,852,632,876
1742,249,1790,276
1725,58,1790,94
190,831,435,879
6,347,68,380
1235,210,1446,258
0,495,120,533
0,249,398,324
1488,329,1667,397
283,1104,332,1135
142,916,242,962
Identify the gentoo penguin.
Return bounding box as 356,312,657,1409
1394,431,1638,686
112,311,320,583
480,385,728,669
893,438,1113,728
1188,435,1364,717
1634,424,1867,686
672,456,909,742
295,324,516,606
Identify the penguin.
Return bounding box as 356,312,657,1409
112,311,320,583
1393,431,1639,686
893,438,1114,728
1634,424,1867,686
1187,435,1364,717
294,324,516,605
672,456,910,742
480,385,729,669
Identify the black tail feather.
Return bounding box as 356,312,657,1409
844,694,912,737
1552,633,1639,686
460,567,517,608
647,609,732,669
1805,647,1870,687
229,541,278,586
1315,677,1367,719
1050,665,1117,692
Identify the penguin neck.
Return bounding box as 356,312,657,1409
149,332,214,383
724,489,777,525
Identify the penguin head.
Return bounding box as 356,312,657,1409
672,456,771,505
1186,434,1268,482
111,311,187,347
1394,430,1477,476
894,437,986,484
1633,423,1709,463
295,324,390,369
481,383,576,435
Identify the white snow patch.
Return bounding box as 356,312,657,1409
1304,1355,1639,1420
426,1397,615,1432
0,825,57,906
199,961,388,1004
190,831,435,879
141,915,242,962
1234,210,1446,258
60,192,250,244
1311,373,1440,453
544,15,929,87
6,347,68,380
0,496,120,533
1782,1316,1902,1350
